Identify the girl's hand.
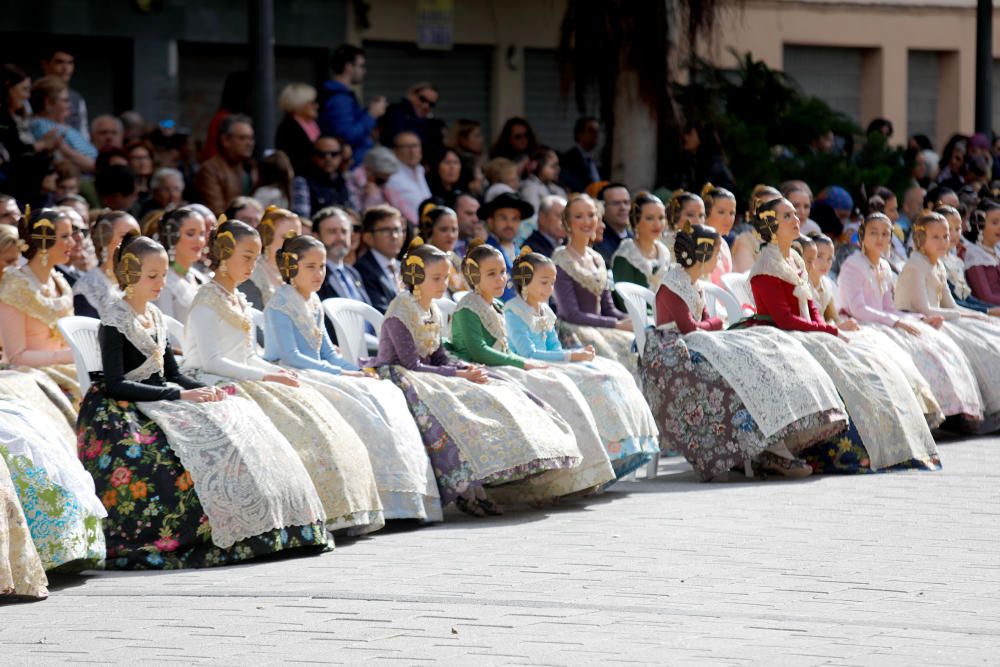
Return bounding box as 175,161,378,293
342,370,369,378
894,320,922,336
922,315,944,329
263,372,300,387
837,318,859,332
570,348,596,362
181,387,222,403
987,307,1000,318
457,367,488,384
615,318,633,332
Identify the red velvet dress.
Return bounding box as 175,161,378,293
749,275,838,335
654,286,722,333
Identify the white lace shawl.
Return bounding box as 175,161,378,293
659,264,705,324
266,284,323,355
504,296,557,334
249,260,283,306
72,268,121,318
190,281,255,352
0,265,73,331
942,251,972,299
101,299,167,382
165,266,206,316
384,290,443,358
611,238,671,290
552,246,608,297
749,244,813,319
456,292,508,352
963,241,1000,270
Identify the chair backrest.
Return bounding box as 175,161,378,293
162,314,185,350
56,316,101,395
322,298,385,366
720,271,756,310
615,282,655,356
451,290,470,304
434,298,458,338
701,281,744,324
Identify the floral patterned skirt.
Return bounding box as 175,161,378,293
800,422,941,474
76,385,329,570
640,328,847,481
0,454,48,599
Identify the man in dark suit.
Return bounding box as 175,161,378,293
355,204,405,314
559,117,601,194
593,182,632,264
313,206,372,341
483,192,534,302
522,194,566,258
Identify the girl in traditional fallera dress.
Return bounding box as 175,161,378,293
837,212,984,427
148,207,209,323
419,201,469,295
551,194,635,374
732,184,781,273
661,191,704,257
448,241,613,500
262,233,437,525
0,381,106,572
937,205,1000,315
73,211,140,319
701,183,737,287
747,198,940,472
0,207,82,403
611,192,670,291
962,200,1000,306
240,206,300,310
183,222,394,530
368,239,582,517
894,212,1000,431
505,247,661,479
647,222,847,479
0,452,48,601
77,234,328,569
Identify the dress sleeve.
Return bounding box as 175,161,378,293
163,343,202,390
837,260,900,327
655,286,720,334
381,317,457,376
265,308,345,375
187,304,268,381
599,288,627,320
965,266,1000,306
895,268,962,320
0,304,74,366
99,325,184,401
751,275,839,335
504,309,569,362
73,294,99,319
450,308,526,368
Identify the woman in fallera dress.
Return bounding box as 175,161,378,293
701,183,737,287
962,199,1000,306
148,207,209,323
76,234,328,569
610,191,671,291
937,205,1000,315
262,233,439,525
368,239,582,517
240,206,300,310
504,247,661,479
72,210,140,319
448,240,613,501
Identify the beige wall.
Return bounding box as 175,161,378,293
354,0,997,148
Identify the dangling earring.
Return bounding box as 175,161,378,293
218,260,228,276
39,248,48,268
125,283,135,299
413,283,422,298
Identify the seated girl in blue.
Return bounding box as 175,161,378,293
262,235,442,524
504,247,660,478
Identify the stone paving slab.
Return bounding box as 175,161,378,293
1,437,998,665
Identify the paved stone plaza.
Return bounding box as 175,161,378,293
1,435,998,666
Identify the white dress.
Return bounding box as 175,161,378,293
155,265,208,323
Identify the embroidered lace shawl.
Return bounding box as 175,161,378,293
249,260,283,305
942,251,973,299
811,275,837,318
456,292,508,352
749,244,813,319
191,281,255,352
963,241,1000,270
552,246,608,297
267,285,323,355
0,266,73,333
101,300,166,382
384,290,443,358
165,266,205,315
612,239,671,290
659,264,706,324
72,268,121,318
504,296,557,334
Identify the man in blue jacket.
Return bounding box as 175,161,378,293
318,45,386,164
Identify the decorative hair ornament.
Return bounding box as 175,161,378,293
30,216,56,267
279,251,299,280
758,210,777,222
120,251,143,298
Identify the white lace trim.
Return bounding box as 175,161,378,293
101,300,167,382
456,292,508,352
384,291,443,358
72,268,121,318
267,285,323,355
659,265,705,321
963,241,1000,270
749,244,813,319
611,238,671,290
504,296,557,334
552,246,608,297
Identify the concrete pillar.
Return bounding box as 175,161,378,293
938,51,962,149
862,46,906,142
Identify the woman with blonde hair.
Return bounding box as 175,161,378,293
275,82,321,175
0,223,19,272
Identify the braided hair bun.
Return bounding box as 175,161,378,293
209,216,259,270
113,234,164,289
461,238,503,288
275,234,324,283
401,236,448,290
511,245,553,294
751,197,784,243
673,223,720,268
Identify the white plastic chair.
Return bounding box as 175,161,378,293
162,314,185,350
56,316,101,395
451,290,470,304
701,281,744,324
434,298,458,338
720,271,756,311
322,298,384,366
614,282,655,357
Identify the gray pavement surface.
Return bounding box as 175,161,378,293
2,435,998,666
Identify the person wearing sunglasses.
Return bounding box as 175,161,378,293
304,136,350,216
380,82,443,159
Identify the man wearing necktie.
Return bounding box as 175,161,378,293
314,207,374,340
356,204,406,314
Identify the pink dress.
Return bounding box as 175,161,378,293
708,238,733,288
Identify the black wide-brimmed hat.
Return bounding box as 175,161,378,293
479,191,535,220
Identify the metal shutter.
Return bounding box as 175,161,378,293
524,48,600,152
362,41,492,142
783,45,862,124
907,51,939,141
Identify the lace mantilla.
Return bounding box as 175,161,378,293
749,244,813,318
911,251,949,307
456,292,508,352
192,281,254,351
504,296,557,334
267,284,323,355
552,246,608,297
0,266,73,334
165,266,205,314
250,260,283,305
384,291,443,358
72,268,121,319
659,264,706,323
101,299,167,382
943,251,972,299
612,238,671,290
963,241,1000,270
